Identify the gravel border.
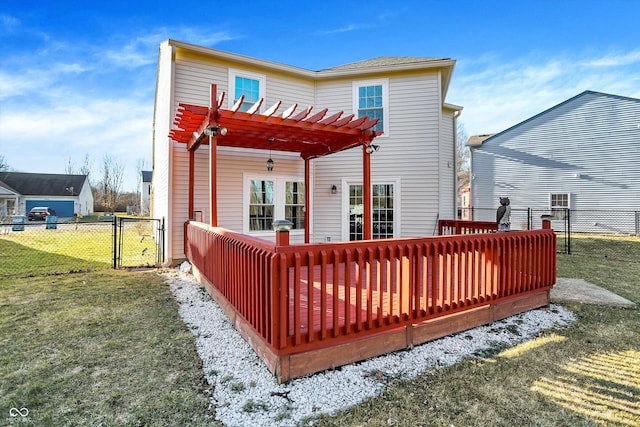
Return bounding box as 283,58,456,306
165,269,576,427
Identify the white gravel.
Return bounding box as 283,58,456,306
165,268,575,427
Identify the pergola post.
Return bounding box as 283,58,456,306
363,144,372,240
188,149,195,219
209,84,218,227
304,159,310,243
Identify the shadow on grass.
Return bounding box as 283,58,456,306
0,239,109,277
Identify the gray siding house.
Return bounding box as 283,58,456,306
469,90,640,232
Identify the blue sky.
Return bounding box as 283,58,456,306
2,1,639,191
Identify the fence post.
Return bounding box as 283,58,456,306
567,209,571,255
112,215,117,269
636,211,640,236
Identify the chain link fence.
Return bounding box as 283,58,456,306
0,216,164,278
461,207,640,259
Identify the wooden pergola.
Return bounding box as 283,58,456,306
169,84,382,242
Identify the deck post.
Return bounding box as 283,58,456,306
273,219,293,246
209,84,218,227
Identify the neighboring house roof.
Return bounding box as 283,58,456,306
466,134,496,147
472,90,640,147
141,170,152,183
0,172,88,196
0,180,19,195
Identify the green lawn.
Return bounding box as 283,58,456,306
1,234,638,426
0,220,159,277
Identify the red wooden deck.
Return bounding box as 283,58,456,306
185,220,556,382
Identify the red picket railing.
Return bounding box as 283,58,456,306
438,219,498,235
184,221,556,357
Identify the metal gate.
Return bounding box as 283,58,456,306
113,217,165,268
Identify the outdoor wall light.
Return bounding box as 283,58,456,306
331,185,337,194
203,126,228,137
365,144,380,154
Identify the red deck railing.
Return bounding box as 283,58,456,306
185,220,556,357
438,219,498,235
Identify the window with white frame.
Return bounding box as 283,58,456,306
245,175,305,233
285,181,305,229
372,184,394,239
229,69,265,112
353,79,388,134
344,179,399,241
550,193,570,219
249,179,274,231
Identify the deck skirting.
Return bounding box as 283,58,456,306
192,265,549,383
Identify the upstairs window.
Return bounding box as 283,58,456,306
229,69,265,112
353,79,388,134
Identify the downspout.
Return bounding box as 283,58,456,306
453,109,461,219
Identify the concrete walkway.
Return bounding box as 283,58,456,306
551,278,637,308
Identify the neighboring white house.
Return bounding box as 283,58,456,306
469,90,640,232
140,170,152,216
153,40,462,264
0,172,94,218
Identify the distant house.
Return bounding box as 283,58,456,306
469,90,640,231
0,172,93,218
153,40,462,264
140,170,152,216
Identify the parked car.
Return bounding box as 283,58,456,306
28,207,57,221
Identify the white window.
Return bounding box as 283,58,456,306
244,174,305,235
353,79,389,134
550,193,570,219
229,69,265,112
343,178,400,241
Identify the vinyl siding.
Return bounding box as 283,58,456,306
152,42,175,261
313,71,447,240
470,91,640,228
166,52,314,259
155,43,458,261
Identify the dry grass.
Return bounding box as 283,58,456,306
1,236,638,426
0,270,216,426
313,238,640,427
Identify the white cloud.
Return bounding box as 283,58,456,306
583,49,640,67
449,49,640,138
316,24,363,35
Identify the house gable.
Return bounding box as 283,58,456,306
469,90,640,228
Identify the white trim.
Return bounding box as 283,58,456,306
341,177,401,241
228,68,266,111
242,173,305,237
352,78,389,137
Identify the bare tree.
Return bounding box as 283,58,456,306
99,154,124,213
456,122,470,191
65,154,92,183
0,154,10,172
